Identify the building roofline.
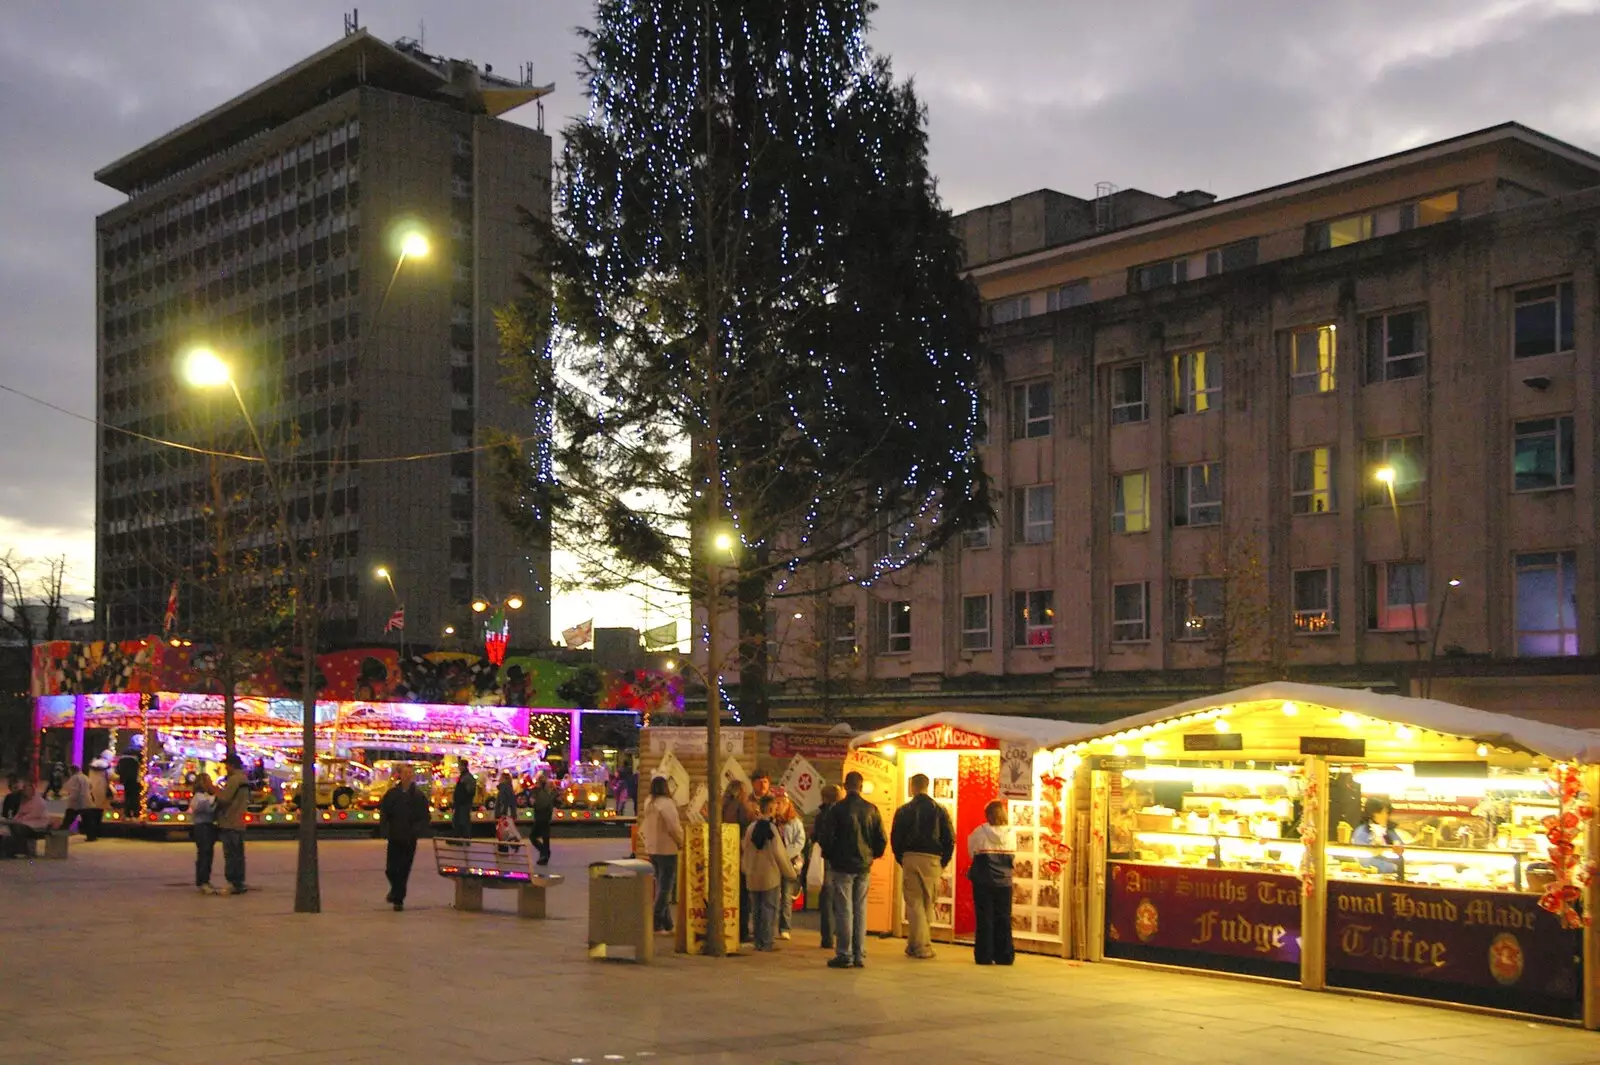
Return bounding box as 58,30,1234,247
96,30,553,194
967,122,1600,277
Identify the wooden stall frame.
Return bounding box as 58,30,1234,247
1586,764,1599,1031
1300,755,1329,991
1085,769,1110,962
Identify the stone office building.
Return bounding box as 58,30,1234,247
767,123,1599,726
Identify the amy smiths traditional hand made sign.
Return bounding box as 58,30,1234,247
1106,862,1303,966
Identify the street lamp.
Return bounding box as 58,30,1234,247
1371,463,1422,663
1424,579,1463,699
374,566,405,658
471,595,524,664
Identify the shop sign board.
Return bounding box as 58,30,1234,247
998,741,1033,799
648,728,745,757
1089,755,1147,772
842,747,899,933
1183,732,1243,751
895,724,998,751
654,750,690,803
769,732,853,761
1326,881,1582,1013
1300,736,1366,757
778,754,825,814
1107,862,1302,966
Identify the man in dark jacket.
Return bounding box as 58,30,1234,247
450,759,476,839
528,775,556,865
379,764,433,911
805,785,841,950
819,771,887,969
891,773,955,960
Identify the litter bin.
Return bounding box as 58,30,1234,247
588,858,655,963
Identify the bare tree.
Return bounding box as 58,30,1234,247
1195,524,1289,685
0,552,67,774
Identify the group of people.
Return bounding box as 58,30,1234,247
631,766,1018,967
449,759,558,864
0,776,52,858
185,754,253,894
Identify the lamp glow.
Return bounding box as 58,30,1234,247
713,532,734,551
375,567,390,580
1374,465,1396,485
399,231,430,259
505,595,524,611
881,743,897,758
181,347,231,388
443,625,455,635
471,600,489,613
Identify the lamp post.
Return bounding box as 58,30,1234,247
1373,464,1424,665
471,594,524,665
701,527,736,957
1424,579,1462,700
375,566,406,659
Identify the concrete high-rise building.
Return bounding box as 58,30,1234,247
93,28,553,647
755,123,1600,726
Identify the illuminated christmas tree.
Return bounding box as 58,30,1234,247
501,0,989,721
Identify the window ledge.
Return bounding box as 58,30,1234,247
1292,510,1340,518
1110,639,1151,647
1511,486,1575,496
875,650,912,657
1293,631,1341,638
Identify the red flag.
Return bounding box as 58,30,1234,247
163,582,179,634
385,606,406,632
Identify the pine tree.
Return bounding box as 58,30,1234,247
501,0,991,723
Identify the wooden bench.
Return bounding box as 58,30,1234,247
432,836,563,918
0,826,66,860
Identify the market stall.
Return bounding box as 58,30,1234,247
1060,682,1599,1025
849,713,1088,955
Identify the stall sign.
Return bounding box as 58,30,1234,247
648,728,745,757
842,747,899,933
1327,881,1581,1007
680,822,739,955
1089,755,1147,772
1300,736,1366,757
721,755,750,793
770,732,852,761
1183,732,1243,751
999,742,1033,799
895,724,998,751
1107,862,1302,965
779,754,825,814
655,750,691,803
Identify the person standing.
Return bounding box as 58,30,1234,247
59,765,93,840
451,759,477,839
638,775,684,933
741,795,792,952
378,764,433,911
819,771,887,969
87,761,112,838
46,761,65,801
807,784,841,950
721,780,753,942
891,773,955,960
773,792,806,940
189,772,219,894
214,755,251,895
967,800,1016,965
529,774,556,865
117,752,142,819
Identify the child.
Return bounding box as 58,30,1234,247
190,772,218,894
740,794,791,951
967,799,1015,965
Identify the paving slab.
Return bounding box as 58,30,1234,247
4,836,1599,1065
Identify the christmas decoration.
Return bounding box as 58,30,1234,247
1537,763,1595,930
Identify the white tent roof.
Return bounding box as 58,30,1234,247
850,711,1096,752
1071,681,1600,763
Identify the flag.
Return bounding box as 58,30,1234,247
162,582,179,634
385,606,406,632
642,620,678,650
561,618,593,648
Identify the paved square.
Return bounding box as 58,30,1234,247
4,836,1598,1064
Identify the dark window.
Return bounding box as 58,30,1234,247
1365,310,1427,383
1513,282,1575,357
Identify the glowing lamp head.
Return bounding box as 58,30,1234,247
505,595,524,611
1448,578,1462,588
399,231,430,260
375,567,390,580
181,347,231,388
1281,701,1298,717
1213,718,1231,733
663,659,677,671
880,743,897,758
713,532,734,551
1373,465,1396,485
443,625,455,636
471,599,490,613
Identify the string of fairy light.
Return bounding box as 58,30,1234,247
562,2,984,621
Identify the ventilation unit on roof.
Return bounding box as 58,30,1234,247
1094,182,1118,232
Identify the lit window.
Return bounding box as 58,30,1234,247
1291,447,1337,515
1172,462,1222,527
1010,380,1052,439
961,595,991,651
1513,417,1576,492
1313,191,1458,250
1290,325,1337,395
1111,582,1150,643
873,599,912,654
1112,471,1150,533
1111,364,1147,425
1012,485,1055,544
1171,350,1220,415
1293,568,1339,634
1366,562,1427,633
1365,309,1427,383
1514,551,1578,657
1172,577,1223,641
828,604,857,658
1364,436,1426,506
1012,589,1055,646
1513,282,1575,357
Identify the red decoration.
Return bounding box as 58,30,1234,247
1037,771,1073,878
483,627,509,666
1538,764,1595,930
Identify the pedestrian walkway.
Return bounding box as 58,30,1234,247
3,837,1597,1064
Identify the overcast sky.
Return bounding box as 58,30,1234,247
3,0,1599,635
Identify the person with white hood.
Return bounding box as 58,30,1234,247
967,800,1016,966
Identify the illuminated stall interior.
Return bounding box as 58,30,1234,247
1065,682,1598,1023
